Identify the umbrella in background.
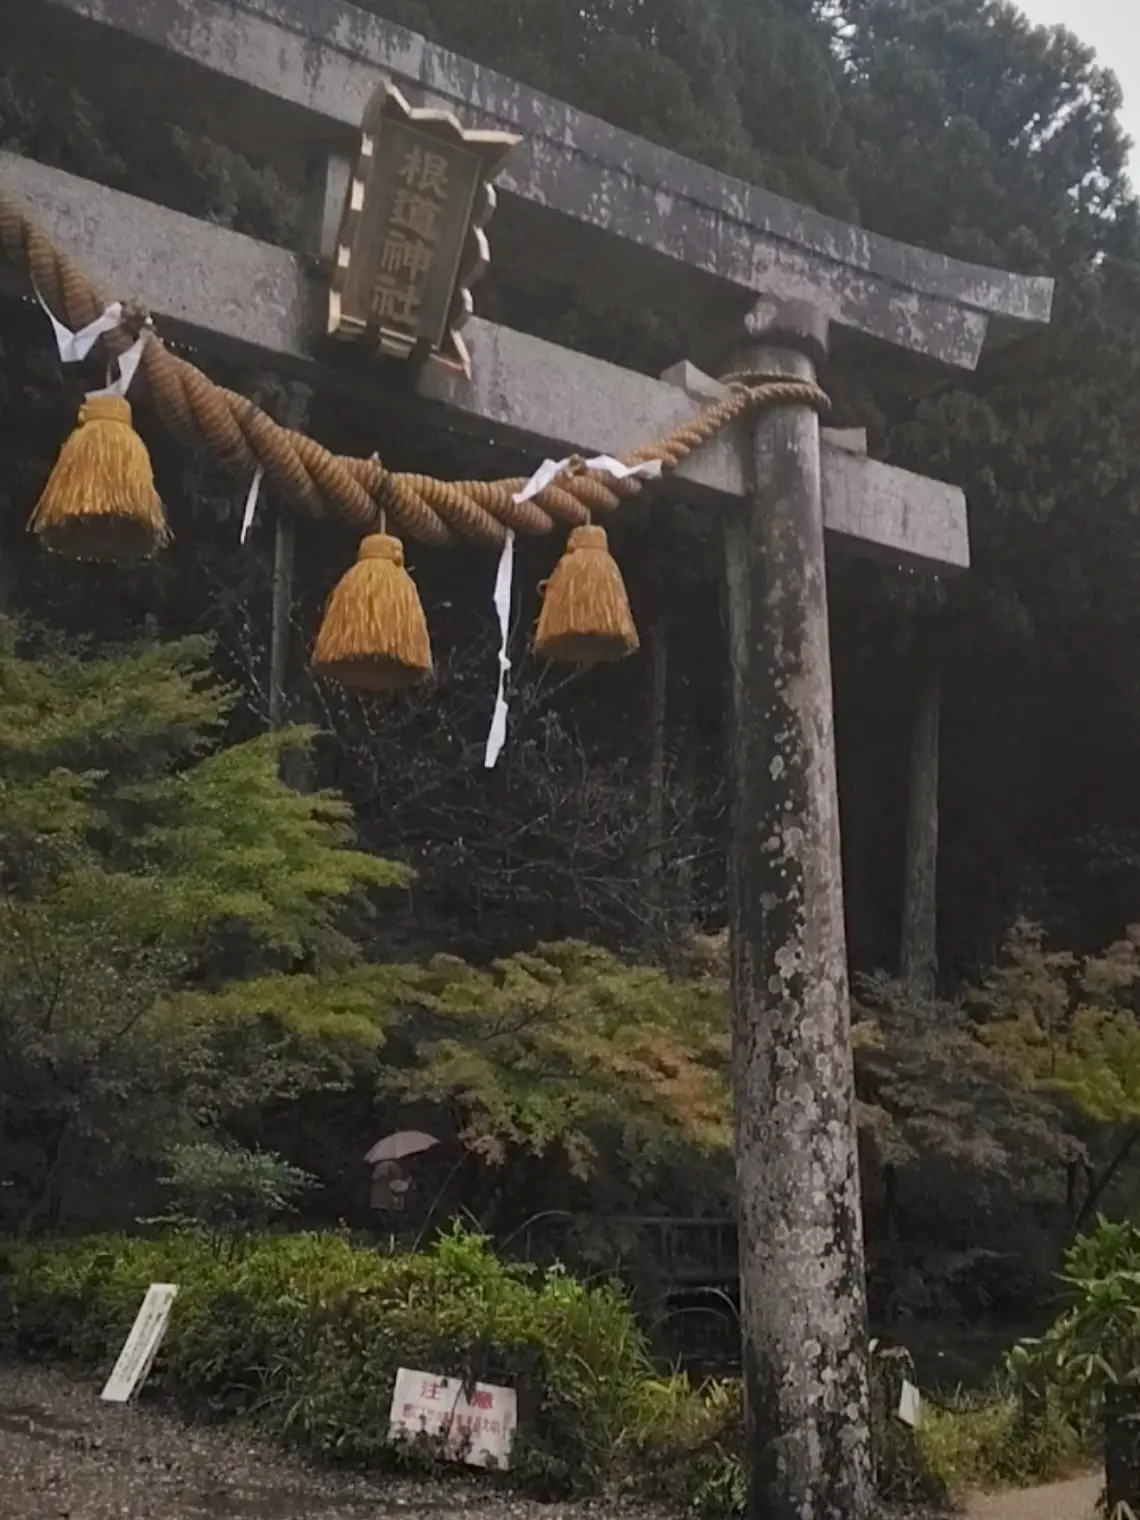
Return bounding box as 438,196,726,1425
365,1132,440,1215
364,1130,439,1165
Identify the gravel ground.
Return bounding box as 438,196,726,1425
963,1474,1101,1520
0,1362,675,1520
0,1360,968,1520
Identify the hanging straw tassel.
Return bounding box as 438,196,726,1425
30,394,168,562
311,531,433,691
534,523,639,663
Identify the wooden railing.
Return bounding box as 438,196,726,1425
515,1214,738,1287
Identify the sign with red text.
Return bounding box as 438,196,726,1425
388,1367,517,1469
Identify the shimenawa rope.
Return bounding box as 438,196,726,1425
0,187,830,548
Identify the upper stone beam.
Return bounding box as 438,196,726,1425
7,0,1054,368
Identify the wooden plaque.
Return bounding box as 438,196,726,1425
329,85,520,376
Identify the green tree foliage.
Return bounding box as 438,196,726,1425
380,942,731,1177
828,0,1140,970
359,0,853,211
974,921,1140,1120
0,626,406,1232
688,929,1069,1187
837,0,1135,268
852,964,1078,1318
0,627,749,1234
158,1141,318,1238
855,968,1072,1178
187,938,740,1235
973,923,1140,1244
364,933,1076,1226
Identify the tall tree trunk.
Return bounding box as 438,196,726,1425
643,620,668,947
900,636,941,998
268,511,315,793
18,1114,71,1238
675,657,697,935
269,512,294,732
841,735,879,974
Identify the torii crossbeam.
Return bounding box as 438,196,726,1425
0,4,1054,1516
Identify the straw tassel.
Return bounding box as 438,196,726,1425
30,394,168,562
311,532,432,691
534,523,639,663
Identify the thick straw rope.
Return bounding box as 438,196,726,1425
0,189,829,546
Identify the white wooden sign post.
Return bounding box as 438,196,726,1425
100,1283,178,1403
897,1378,923,1429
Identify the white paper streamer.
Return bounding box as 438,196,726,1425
486,456,663,767
512,454,664,505
31,282,147,403
87,333,148,401
513,458,569,504
33,285,124,364
240,465,265,545
483,529,515,769
584,454,664,484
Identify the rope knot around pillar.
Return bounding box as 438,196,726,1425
723,374,832,416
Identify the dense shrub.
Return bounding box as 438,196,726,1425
0,1224,734,1499
1,1224,1092,1511
156,1142,318,1239
869,1339,1083,1509
914,1389,1086,1498
1008,1217,1140,1430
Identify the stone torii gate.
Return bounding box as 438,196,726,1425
0,2,1054,1515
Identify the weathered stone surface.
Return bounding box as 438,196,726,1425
725,336,873,1519
5,0,1053,365
0,153,970,571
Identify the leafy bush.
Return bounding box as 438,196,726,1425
1009,1216,1140,1431
1,1223,731,1497
616,1372,743,1515
2,1221,1095,1509
157,1142,318,1239
609,1339,1079,1517
915,1388,1086,1497
0,629,406,1235
868,1339,1082,1508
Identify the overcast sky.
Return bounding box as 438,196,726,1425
1013,0,1138,172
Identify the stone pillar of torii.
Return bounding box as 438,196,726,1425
0,2,1054,1513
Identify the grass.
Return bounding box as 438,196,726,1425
0,1225,747,1506
1,1226,1100,1516
916,1387,1093,1499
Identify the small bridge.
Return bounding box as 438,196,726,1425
515,1214,739,1288
513,1214,742,1370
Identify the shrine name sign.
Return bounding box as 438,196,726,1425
329,84,520,376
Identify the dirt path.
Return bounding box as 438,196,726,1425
6,1359,1096,1520
963,1472,1102,1520
0,1362,667,1520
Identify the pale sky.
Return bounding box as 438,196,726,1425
1014,0,1139,172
